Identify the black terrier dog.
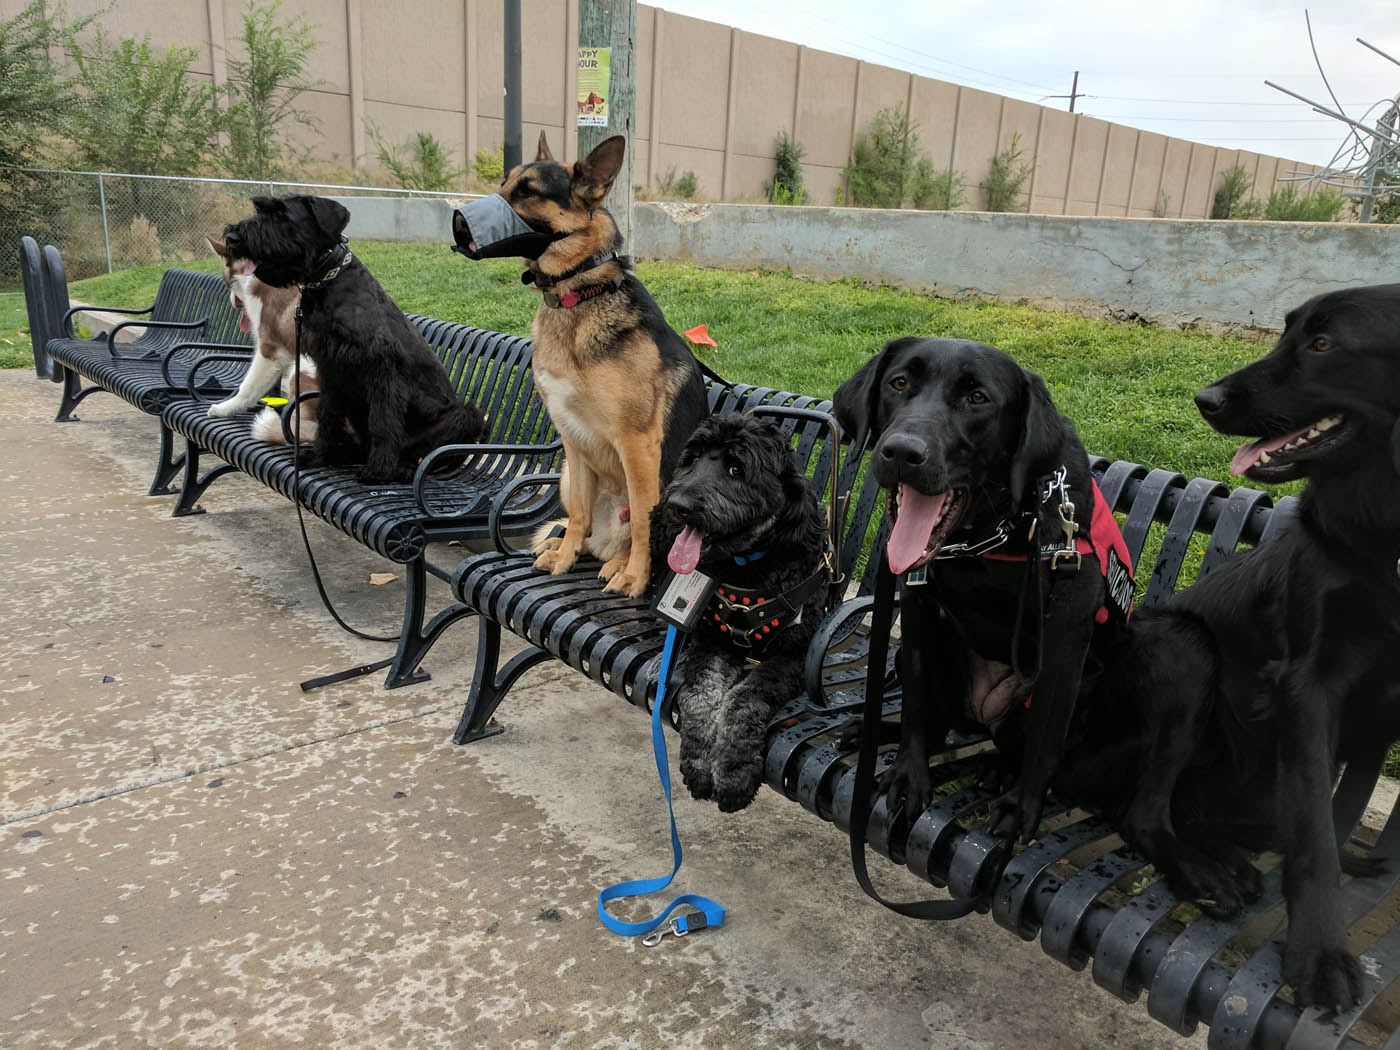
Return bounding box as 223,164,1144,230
652,414,829,812
222,195,487,483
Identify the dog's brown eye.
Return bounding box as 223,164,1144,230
1312,336,1333,352
890,375,908,391
969,390,989,405
727,464,741,478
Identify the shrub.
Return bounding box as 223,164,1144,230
221,0,324,180
910,156,965,210
474,145,504,182
370,127,465,190
764,131,809,205
1374,192,1400,224
1261,184,1347,222
844,106,918,208
983,132,1033,212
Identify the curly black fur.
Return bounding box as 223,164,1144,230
651,414,829,812
223,195,487,484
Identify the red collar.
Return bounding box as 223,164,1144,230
542,276,624,309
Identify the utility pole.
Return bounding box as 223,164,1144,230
503,0,522,172
577,0,636,249
1045,71,1082,113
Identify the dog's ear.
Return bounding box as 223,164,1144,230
250,195,285,215
205,236,228,259
833,337,921,452
573,135,625,208
1009,370,1069,513
536,131,554,162
305,196,351,239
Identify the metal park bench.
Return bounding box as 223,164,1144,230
39,258,253,495
160,315,563,690
449,420,1400,1048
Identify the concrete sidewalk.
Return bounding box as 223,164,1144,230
0,370,1203,1049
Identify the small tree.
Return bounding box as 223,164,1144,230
844,106,919,208
764,131,809,205
983,132,1033,212
474,144,504,182
221,0,324,180
371,126,465,190
910,156,965,210
65,29,222,176
1261,184,1346,222
1210,163,1260,220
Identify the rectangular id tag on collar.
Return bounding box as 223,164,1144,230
904,564,928,587
653,570,717,632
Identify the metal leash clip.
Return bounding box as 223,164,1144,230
641,910,710,946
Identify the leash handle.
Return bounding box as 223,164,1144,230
597,626,727,938
847,551,978,921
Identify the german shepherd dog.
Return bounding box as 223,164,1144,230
834,337,1134,845
452,134,708,598
223,195,488,483
204,235,320,444
1064,284,1400,1011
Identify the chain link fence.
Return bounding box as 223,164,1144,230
1,167,466,287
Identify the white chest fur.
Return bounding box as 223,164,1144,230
532,363,624,483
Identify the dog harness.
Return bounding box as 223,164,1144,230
702,561,829,654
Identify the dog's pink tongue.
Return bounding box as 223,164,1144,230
1229,429,1304,475
888,485,948,574
668,525,706,575
237,310,251,334
242,260,256,276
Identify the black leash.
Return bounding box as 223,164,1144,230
847,552,979,921
288,303,398,691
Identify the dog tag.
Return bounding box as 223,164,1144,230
904,565,928,587
654,570,717,632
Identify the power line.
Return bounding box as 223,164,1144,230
1084,115,1346,123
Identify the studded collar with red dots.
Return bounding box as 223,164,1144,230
703,564,828,652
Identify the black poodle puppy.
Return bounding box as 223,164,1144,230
652,413,830,812
223,195,487,483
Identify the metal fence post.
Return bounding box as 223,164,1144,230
97,173,113,274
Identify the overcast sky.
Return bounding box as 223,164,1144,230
654,0,1400,169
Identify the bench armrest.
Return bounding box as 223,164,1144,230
411,437,564,517
60,301,154,339
278,390,321,445
184,354,253,401
801,592,899,710
486,472,564,554
159,341,254,386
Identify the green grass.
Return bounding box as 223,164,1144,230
1,291,33,369
24,240,1286,497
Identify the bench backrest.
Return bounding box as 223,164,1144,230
19,237,55,377
144,269,249,348
408,315,555,449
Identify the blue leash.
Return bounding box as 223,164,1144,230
596,625,727,942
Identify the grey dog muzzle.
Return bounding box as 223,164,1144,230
451,195,562,261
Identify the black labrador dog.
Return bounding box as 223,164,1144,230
223,195,487,483
834,337,1132,844
651,414,829,812
1063,284,1400,1012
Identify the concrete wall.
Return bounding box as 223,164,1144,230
9,0,1330,220
327,195,1400,332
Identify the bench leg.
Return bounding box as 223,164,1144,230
381,557,478,689
55,368,100,422
171,439,236,517
148,420,187,496
452,616,553,744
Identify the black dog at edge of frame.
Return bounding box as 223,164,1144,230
833,336,1132,845
650,413,829,813
223,195,487,484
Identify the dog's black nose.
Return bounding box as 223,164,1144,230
667,492,697,519
878,433,929,470
1194,384,1227,419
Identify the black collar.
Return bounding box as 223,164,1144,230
524,250,620,290
300,240,353,289
542,276,625,309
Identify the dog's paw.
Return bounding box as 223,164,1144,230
712,755,764,813
1284,937,1364,1012
534,546,578,576
598,555,629,582
1160,851,1249,919
600,566,646,598
681,759,714,801
294,446,323,469
984,787,1044,844
879,752,933,820
208,398,246,418
532,535,563,556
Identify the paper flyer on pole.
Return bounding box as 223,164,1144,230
577,47,611,127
